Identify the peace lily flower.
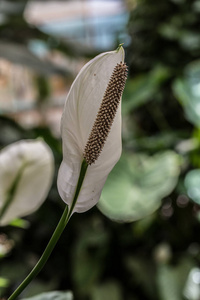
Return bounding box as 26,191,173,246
0,139,54,226
7,48,127,300
57,46,128,213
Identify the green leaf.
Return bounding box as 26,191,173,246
157,259,194,300
184,169,200,205
135,131,182,152
173,60,200,128
9,218,30,229
123,65,171,114
21,291,73,300
98,151,180,222
183,268,200,300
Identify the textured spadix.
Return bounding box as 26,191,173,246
0,140,54,226
57,46,127,213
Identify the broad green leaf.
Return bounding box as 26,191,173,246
98,151,180,222
183,268,200,300
123,65,171,114
184,169,200,205
135,131,182,152
21,291,73,300
20,279,58,299
157,259,194,300
159,23,200,51
173,60,200,128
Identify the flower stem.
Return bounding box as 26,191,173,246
8,159,88,300
67,159,88,218
8,205,69,300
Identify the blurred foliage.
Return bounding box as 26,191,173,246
173,60,200,128
99,151,180,222
0,0,200,300
184,169,200,205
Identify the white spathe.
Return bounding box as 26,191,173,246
57,47,125,213
0,140,54,226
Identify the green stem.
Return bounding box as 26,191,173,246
67,159,88,219
8,205,69,300
8,159,88,300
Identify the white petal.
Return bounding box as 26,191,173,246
57,47,125,212
0,140,54,226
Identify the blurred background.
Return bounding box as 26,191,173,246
0,0,200,299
